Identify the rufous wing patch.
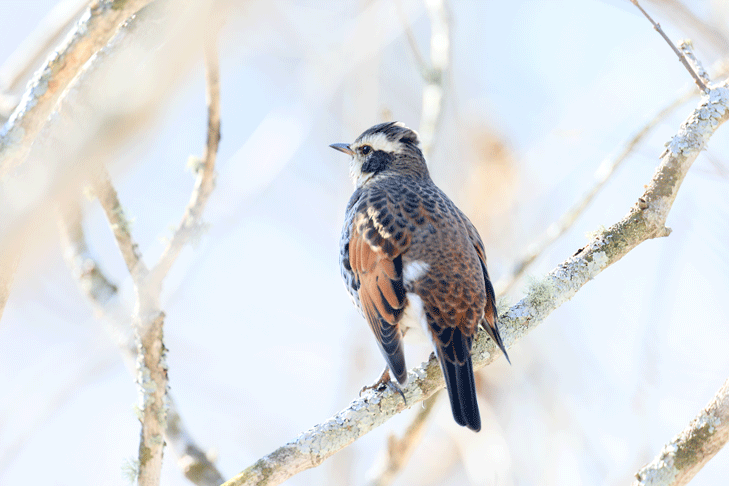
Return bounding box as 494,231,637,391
349,211,409,384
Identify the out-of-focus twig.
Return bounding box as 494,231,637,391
89,36,222,486
221,80,729,486
0,0,155,177
0,0,90,96
396,0,450,157
90,167,148,282
633,378,729,486
495,88,694,295
496,56,729,295
367,395,438,486
630,0,707,92
645,0,729,58
151,40,221,286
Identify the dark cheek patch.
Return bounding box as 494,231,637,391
362,150,394,174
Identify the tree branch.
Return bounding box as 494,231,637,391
0,0,155,177
221,80,729,486
495,86,694,295
633,378,729,486
0,0,89,96
86,33,221,485
630,0,707,92
90,167,148,282
57,203,225,486
151,39,220,285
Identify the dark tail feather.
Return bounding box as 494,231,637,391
440,354,481,432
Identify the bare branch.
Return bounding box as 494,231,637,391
645,0,729,58
633,378,729,486
221,80,729,486
0,0,89,95
90,167,148,281
629,0,708,92
496,87,694,295
152,39,221,285
0,0,155,177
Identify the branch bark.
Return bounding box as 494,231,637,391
0,0,155,176
222,81,729,486
633,378,729,486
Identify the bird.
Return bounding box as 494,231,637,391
331,121,509,432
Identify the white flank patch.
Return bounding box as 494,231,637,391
403,260,430,285
400,293,432,346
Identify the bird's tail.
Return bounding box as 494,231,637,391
439,352,481,432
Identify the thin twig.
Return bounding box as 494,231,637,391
645,0,729,59
630,0,708,92
221,80,729,486
90,167,148,282
0,0,155,177
633,378,729,486
495,88,695,295
89,38,222,486
151,40,220,286
394,0,429,79
418,0,450,158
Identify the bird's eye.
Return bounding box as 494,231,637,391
360,145,372,155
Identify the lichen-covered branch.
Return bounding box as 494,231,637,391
633,378,729,486
222,81,729,486
0,0,155,176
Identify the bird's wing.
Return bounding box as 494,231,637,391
463,217,510,362
348,207,410,384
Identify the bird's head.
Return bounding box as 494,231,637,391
330,121,428,188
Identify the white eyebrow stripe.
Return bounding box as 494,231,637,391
354,133,402,154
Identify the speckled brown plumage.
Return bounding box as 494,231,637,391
333,121,509,432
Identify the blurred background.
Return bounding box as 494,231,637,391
1,0,729,484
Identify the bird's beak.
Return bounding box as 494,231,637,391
329,143,354,157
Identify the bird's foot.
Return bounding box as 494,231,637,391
360,367,407,405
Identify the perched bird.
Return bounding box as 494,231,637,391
331,121,509,432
